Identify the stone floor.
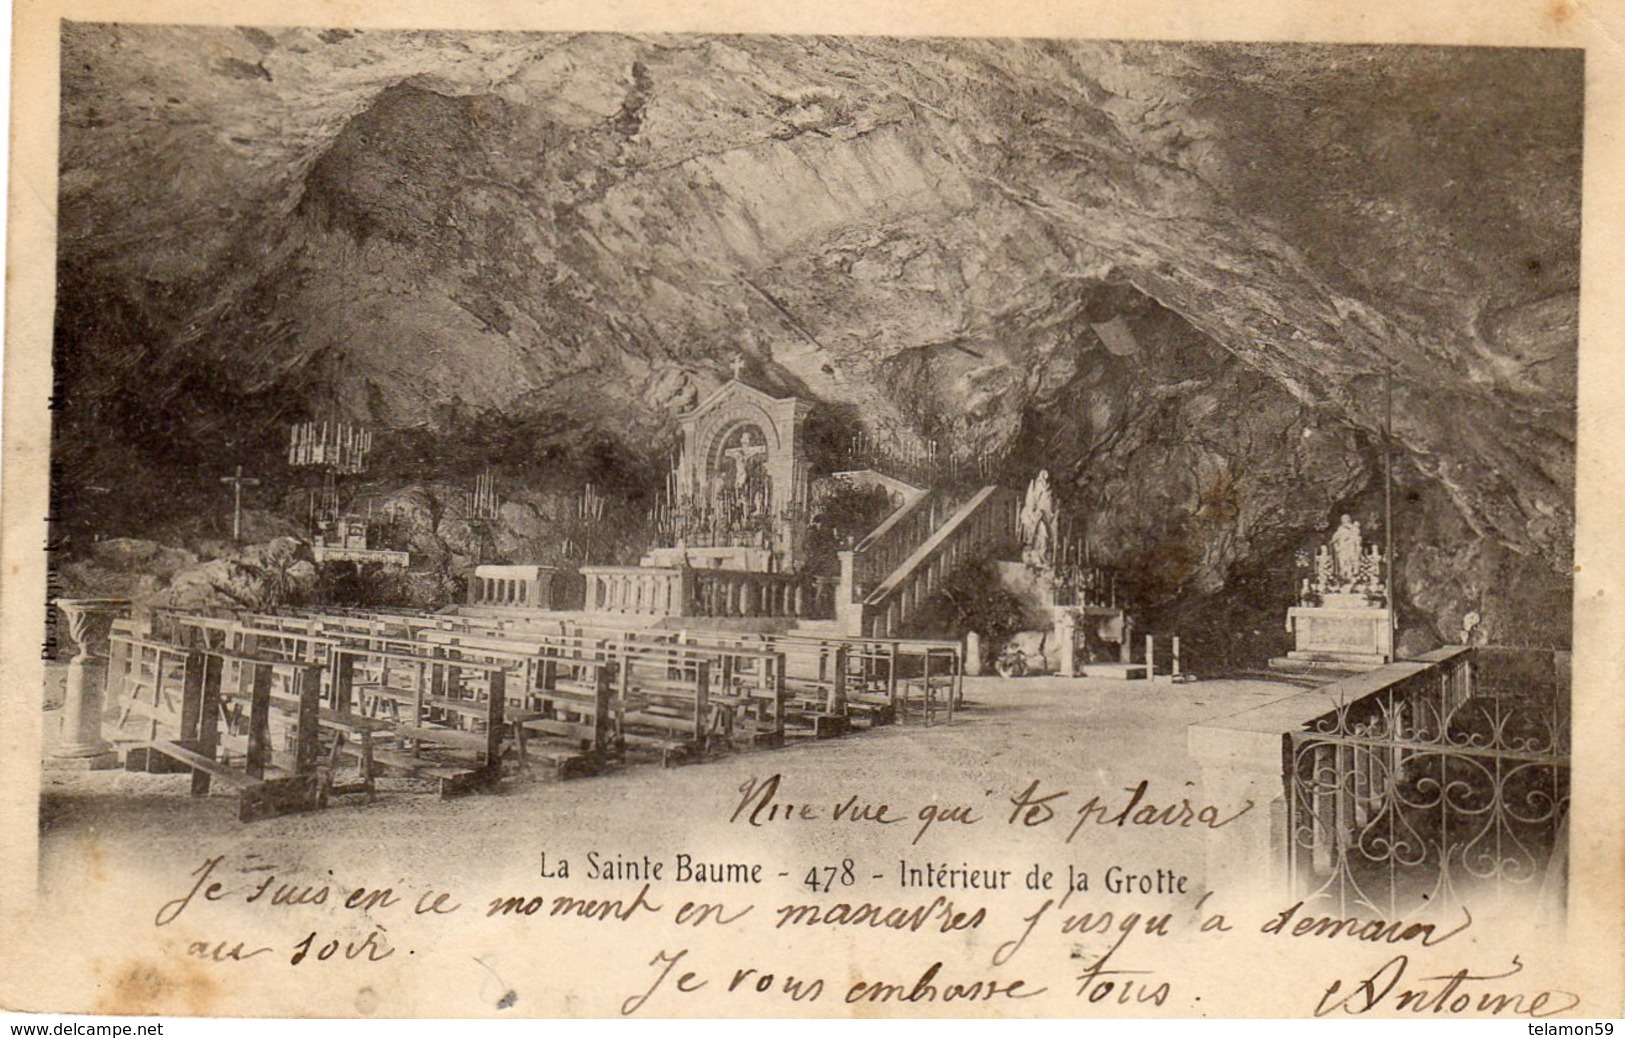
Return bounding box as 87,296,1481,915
36,674,1307,893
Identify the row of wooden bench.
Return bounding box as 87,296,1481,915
105,608,964,820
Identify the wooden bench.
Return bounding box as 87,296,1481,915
779,643,853,739
511,657,618,778
112,640,326,822
618,652,714,766
329,645,508,798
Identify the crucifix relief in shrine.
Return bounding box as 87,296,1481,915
722,427,770,498
653,372,812,573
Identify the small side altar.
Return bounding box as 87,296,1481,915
1273,515,1392,670
1011,471,1133,676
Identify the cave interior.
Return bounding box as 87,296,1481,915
50,27,1581,668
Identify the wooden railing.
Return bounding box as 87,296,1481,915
846,490,944,600
92,606,982,823
841,485,1017,637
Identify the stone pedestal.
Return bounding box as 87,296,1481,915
1186,688,1339,901
1052,611,1078,677
47,598,129,769
964,632,982,676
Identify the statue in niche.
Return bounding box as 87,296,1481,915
1020,470,1057,573
1330,514,1363,587
724,428,769,492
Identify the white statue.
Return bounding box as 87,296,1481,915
1460,610,1482,646
1020,470,1057,573
1330,514,1363,587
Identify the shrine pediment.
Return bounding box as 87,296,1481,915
684,377,809,423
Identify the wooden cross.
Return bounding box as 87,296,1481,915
220,465,260,544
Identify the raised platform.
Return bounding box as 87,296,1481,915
1080,662,1149,681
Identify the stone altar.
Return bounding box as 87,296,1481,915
1275,514,1393,669
585,369,834,623
311,515,410,568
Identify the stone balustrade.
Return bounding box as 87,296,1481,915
849,490,941,596
468,564,556,610
690,569,832,619
580,565,833,620
842,485,1018,637
581,566,689,617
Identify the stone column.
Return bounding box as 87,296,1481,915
50,598,129,769
964,632,983,676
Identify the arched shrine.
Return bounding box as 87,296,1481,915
647,372,813,573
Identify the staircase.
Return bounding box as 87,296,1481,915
833,484,1019,638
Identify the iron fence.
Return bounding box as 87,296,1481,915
1285,646,1570,918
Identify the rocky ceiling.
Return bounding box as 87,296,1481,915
52,25,1581,645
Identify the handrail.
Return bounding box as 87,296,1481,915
865,485,1008,606
851,490,942,581
1278,645,1569,916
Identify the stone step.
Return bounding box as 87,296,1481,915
1267,655,1382,676
1285,649,1388,665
